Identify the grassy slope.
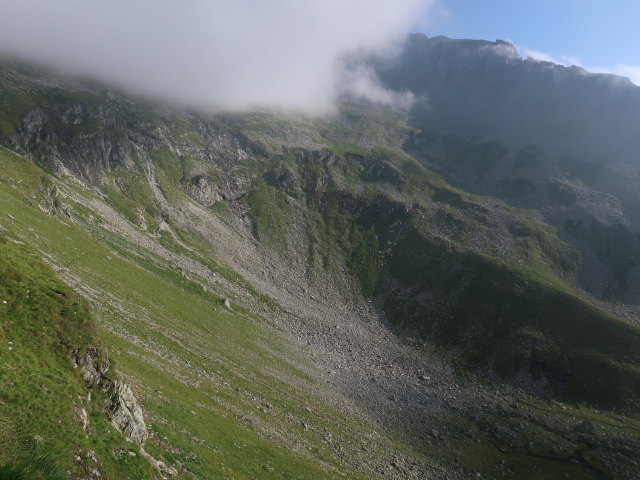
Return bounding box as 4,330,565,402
383,227,640,408
0,147,394,479
0,233,153,479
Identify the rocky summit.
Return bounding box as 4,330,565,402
0,35,640,479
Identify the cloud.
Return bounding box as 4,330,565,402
411,0,451,31
0,0,436,114
523,49,581,67
590,64,640,86
523,47,640,86
523,49,559,64
339,65,416,110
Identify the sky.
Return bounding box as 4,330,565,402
0,0,637,113
420,0,640,84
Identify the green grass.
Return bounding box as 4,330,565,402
101,173,157,228
509,217,580,273
0,437,67,480
244,176,292,251
0,146,386,479
0,91,37,138
566,218,637,293
0,231,154,479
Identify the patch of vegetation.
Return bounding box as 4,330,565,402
151,149,197,205
101,170,157,226
0,436,66,480
152,150,183,184
442,135,508,180
432,385,640,479
566,218,640,294
0,234,153,479
244,176,292,250
509,218,580,273
0,91,37,138
382,225,640,410
320,101,412,150
512,144,544,172
496,177,538,199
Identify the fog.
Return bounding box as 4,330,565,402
0,0,436,114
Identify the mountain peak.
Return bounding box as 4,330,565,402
374,35,640,163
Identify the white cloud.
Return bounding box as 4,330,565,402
523,49,581,67
0,0,437,114
590,64,640,86
339,65,416,110
522,47,640,86
523,49,557,64
412,0,451,31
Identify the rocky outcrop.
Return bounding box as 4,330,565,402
105,381,149,445
140,448,178,478
187,175,223,206
71,348,148,444
71,347,110,386
69,348,176,475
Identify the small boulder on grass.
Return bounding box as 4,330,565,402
576,421,595,434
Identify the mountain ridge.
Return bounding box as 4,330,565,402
1,38,640,478
375,33,640,165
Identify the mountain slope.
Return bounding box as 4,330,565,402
0,227,155,479
370,34,640,307
0,146,387,478
1,56,640,479
375,34,640,165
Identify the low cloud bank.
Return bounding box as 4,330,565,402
524,48,640,86
0,0,436,113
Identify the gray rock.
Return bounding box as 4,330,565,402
71,347,109,386
576,420,595,434
187,176,223,206
72,405,89,432
140,448,178,477
106,381,148,445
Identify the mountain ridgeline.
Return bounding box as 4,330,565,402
376,34,640,165
1,35,640,479
373,34,640,301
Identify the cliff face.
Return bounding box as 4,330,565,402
376,34,640,165
367,35,640,302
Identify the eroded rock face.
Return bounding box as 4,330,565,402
71,347,110,387
187,175,223,206
71,348,149,445
69,352,174,475
106,381,149,445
